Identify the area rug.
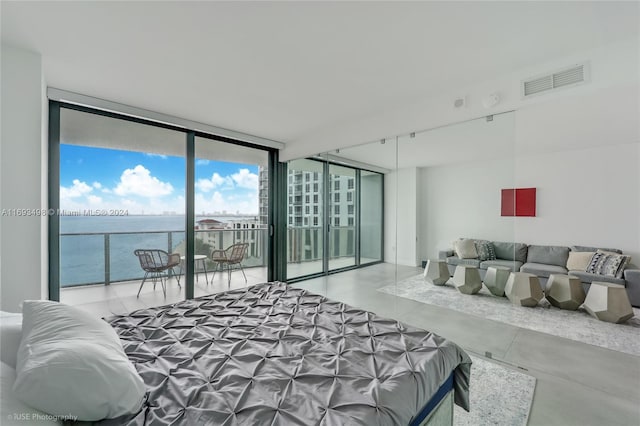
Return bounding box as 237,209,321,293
379,274,640,356
458,355,535,426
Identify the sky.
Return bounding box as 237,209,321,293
60,145,261,215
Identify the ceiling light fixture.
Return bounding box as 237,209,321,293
482,93,500,108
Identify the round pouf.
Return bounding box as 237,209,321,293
452,265,482,295
583,282,634,324
423,259,450,286
546,274,585,310
505,272,543,307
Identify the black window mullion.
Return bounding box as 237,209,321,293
185,132,195,299
48,101,61,302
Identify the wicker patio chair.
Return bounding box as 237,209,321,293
133,249,181,297
210,243,249,287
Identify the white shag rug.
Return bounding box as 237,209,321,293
379,274,640,356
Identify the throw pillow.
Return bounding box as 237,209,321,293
455,238,478,259
566,251,595,271
585,252,631,279
13,300,146,421
475,241,496,261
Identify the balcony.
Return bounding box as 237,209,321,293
60,228,269,316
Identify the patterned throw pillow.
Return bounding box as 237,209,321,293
475,241,496,261
585,252,631,278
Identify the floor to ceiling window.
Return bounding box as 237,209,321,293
286,158,383,280
50,102,275,315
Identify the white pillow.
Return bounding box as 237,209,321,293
1,361,61,425
0,311,23,368
455,238,478,259
566,251,595,271
14,300,146,421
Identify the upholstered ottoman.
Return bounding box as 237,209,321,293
452,265,482,295
505,272,543,307
423,259,449,286
547,274,586,310
484,266,511,296
583,282,634,323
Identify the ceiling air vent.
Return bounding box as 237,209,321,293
522,62,589,98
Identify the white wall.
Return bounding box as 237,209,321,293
1,45,46,311
419,159,516,260
418,85,640,261
384,167,418,266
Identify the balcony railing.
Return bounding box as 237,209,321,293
60,228,268,288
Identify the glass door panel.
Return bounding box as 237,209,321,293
360,170,383,264
328,164,356,270
286,158,324,279
194,137,269,294
58,107,185,310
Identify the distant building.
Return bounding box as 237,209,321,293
286,169,356,262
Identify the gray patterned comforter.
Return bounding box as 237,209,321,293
99,282,471,425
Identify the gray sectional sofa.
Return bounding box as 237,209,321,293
439,241,640,307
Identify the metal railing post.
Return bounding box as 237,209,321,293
104,233,110,285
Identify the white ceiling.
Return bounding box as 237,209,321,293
2,1,638,153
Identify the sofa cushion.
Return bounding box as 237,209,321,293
480,259,523,272
454,239,478,259
526,245,570,267
520,262,568,278
446,257,481,268
475,241,496,261
566,251,595,271
571,245,622,254
568,270,626,286
492,241,528,263
585,252,631,279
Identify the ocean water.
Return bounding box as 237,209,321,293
60,215,256,287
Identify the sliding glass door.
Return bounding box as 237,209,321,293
286,158,383,280
328,164,356,271
50,102,275,308
286,159,325,278
360,170,383,264
193,136,269,293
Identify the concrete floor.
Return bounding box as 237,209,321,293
64,262,639,425
292,263,640,426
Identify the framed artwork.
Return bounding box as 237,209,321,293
501,188,536,217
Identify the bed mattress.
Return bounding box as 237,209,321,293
98,282,471,425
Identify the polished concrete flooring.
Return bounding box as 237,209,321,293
292,264,640,426
66,263,639,425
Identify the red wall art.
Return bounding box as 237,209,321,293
501,188,536,217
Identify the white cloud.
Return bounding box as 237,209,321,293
195,190,258,215
196,172,233,193
144,153,168,159
60,179,93,199
113,165,173,197
87,195,102,205
231,168,258,189
92,182,102,189
196,159,210,166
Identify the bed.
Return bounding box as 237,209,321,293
97,282,471,425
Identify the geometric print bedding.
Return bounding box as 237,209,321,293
97,282,471,426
